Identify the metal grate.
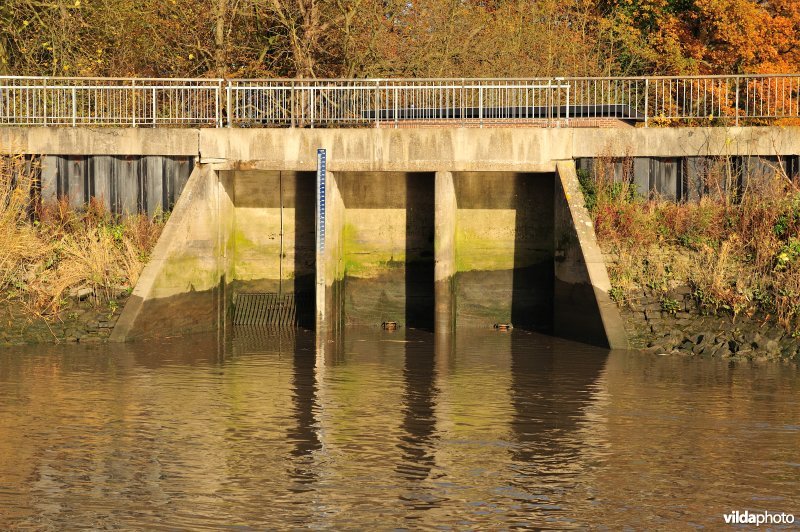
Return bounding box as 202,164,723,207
233,292,297,326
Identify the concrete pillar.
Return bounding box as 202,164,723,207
320,171,345,336
434,171,456,334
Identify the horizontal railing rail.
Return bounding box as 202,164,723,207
0,75,798,128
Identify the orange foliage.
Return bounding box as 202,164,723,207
0,0,798,78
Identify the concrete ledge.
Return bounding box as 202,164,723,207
199,128,566,171
553,160,629,349
0,127,200,156
571,126,800,158
3,127,798,170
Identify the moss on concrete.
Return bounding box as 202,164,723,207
342,222,406,278
454,228,515,273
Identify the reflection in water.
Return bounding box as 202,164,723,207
0,329,799,528
395,331,441,515
508,333,608,527
285,332,321,492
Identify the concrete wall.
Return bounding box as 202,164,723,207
110,165,232,341
111,161,629,346
452,172,554,330
225,170,317,327
333,172,435,329
553,161,628,349
41,125,790,345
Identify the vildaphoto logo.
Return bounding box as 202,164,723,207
723,510,795,526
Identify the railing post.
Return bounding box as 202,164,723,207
394,85,398,128
644,78,650,128
214,82,220,128
152,86,157,127
42,78,47,127
547,79,552,128
226,81,233,128
461,79,465,128
479,84,483,128
375,80,380,128
132,80,138,127
557,77,568,126
735,77,740,127
71,86,77,127
290,81,296,128
310,85,315,129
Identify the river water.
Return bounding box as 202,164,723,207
1,329,798,529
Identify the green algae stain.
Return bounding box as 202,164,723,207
342,222,405,278
153,254,220,295
455,227,515,273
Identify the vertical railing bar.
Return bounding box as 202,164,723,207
213,82,219,127
71,86,77,127
479,84,483,127
310,85,315,129
131,80,137,127
42,78,48,127
374,80,379,128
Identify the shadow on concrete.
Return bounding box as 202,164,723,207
405,173,435,331
453,172,554,331
336,172,435,330
511,173,554,333
293,171,317,330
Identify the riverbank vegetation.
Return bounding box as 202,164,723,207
0,0,798,79
0,156,164,318
581,156,800,336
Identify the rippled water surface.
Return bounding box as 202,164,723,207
1,329,799,528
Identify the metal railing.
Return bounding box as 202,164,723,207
1,74,798,128
0,77,222,127
228,79,570,127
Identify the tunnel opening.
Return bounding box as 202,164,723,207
227,170,317,329
336,172,435,331
452,172,554,332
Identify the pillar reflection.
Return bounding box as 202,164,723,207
508,333,608,519
287,332,322,492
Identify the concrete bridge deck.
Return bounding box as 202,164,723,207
2,125,798,350
2,126,800,169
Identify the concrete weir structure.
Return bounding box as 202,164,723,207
5,125,800,349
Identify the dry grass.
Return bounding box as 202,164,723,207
582,153,800,335
0,155,165,316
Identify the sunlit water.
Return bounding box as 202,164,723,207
1,329,798,528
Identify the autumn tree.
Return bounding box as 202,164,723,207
598,0,800,75
0,0,798,78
